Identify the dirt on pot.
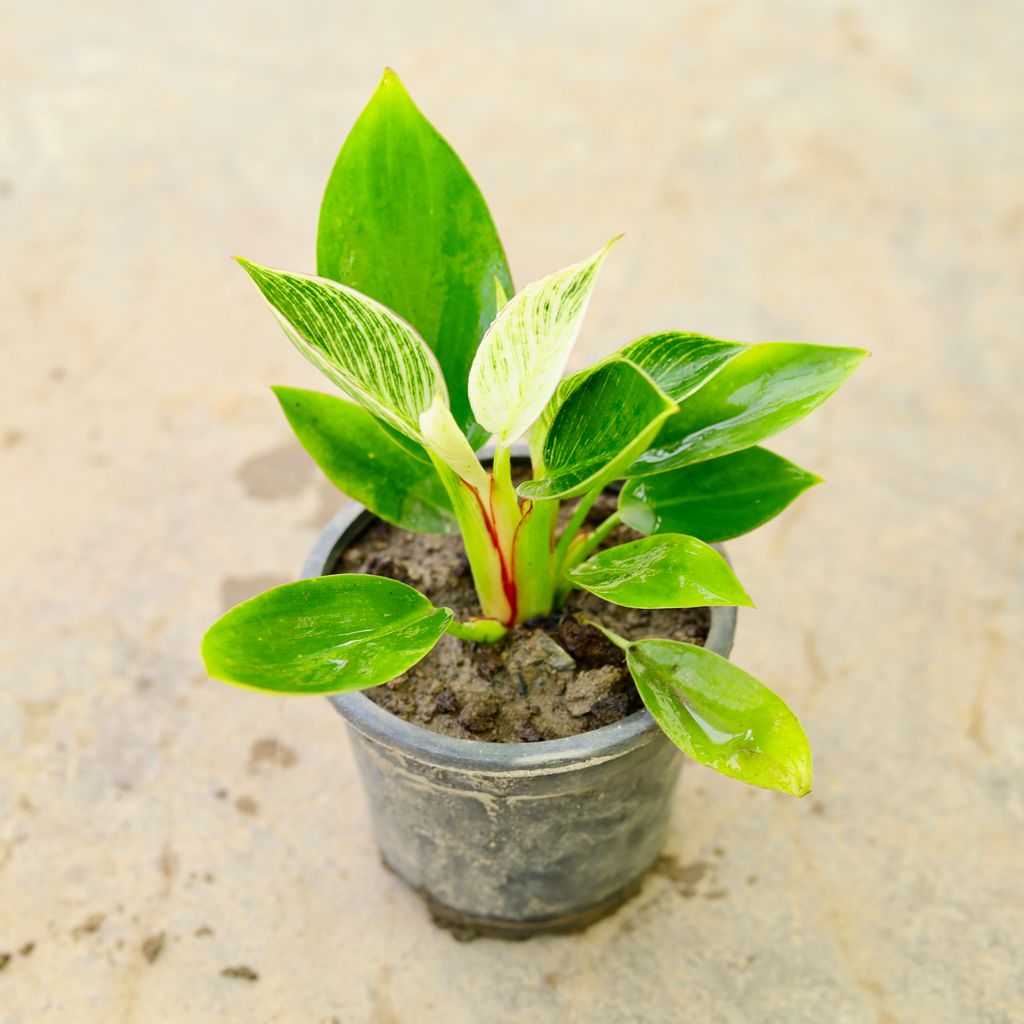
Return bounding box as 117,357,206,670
335,493,710,743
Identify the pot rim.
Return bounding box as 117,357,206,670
304,508,737,777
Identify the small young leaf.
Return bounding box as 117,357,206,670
238,260,446,444
273,386,456,535
469,240,616,445
626,639,812,796
567,534,752,608
202,575,452,695
518,359,677,500
629,342,867,476
317,69,512,444
619,447,821,542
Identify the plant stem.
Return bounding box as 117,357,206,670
552,510,623,608
552,485,603,575
446,617,509,643
580,616,631,651
566,510,622,571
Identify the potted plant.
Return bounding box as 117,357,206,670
202,69,865,937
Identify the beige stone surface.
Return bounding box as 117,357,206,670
2,2,1022,1021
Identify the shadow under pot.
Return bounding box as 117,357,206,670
303,471,736,939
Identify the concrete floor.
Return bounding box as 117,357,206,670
2,2,1022,1021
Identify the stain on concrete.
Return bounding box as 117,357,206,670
2,429,24,449
141,932,165,963
19,941,35,956
72,912,105,938
221,575,289,611
0,953,10,972
804,629,829,693
235,796,259,815
652,855,709,897
236,442,313,500
195,926,214,938
159,843,179,883
221,964,259,981
249,737,298,770
307,477,345,528
369,964,400,1024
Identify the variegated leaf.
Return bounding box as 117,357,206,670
238,259,447,443
468,240,617,445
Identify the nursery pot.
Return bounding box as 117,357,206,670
302,458,737,938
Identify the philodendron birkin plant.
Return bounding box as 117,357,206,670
202,70,866,798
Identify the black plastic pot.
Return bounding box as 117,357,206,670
302,470,737,938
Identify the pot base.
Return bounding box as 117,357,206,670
383,854,649,941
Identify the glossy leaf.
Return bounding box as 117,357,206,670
626,639,812,796
202,575,451,695
629,342,867,476
317,69,512,443
238,260,446,444
469,240,616,445
272,386,456,534
620,332,747,401
528,331,743,469
619,446,821,542
518,359,677,500
568,534,752,608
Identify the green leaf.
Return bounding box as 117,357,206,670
238,259,446,445
626,639,812,796
469,240,616,445
317,69,512,444
528,331,744,470
518,359,677,500
272,386,456,534
202,575,452,695
629,342,867,476
619,447,821,542
620,332,748,401
567,534,752,608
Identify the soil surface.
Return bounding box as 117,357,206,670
335,494,710,743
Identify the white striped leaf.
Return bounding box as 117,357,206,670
468,240,616,445
239,259,447,443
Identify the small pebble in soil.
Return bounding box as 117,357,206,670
504,633,576,696
554,618,625,666
565,665,627,718
458,694,500,733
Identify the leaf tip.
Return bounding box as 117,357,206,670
234,255,264,283
377,66,412,103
